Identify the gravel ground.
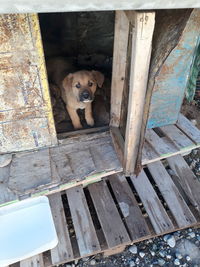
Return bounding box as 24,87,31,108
63,227,200,267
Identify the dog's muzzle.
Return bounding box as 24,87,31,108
80,90,93,102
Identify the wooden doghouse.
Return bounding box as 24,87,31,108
1,7,200,267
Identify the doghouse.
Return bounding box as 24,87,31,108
1,3,200,266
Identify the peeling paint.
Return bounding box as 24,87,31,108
0,14,57,153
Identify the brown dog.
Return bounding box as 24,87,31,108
47,58,104,129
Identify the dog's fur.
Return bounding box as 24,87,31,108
47,58,104,129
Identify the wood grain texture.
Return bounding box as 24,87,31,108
159,125,195,150
89,181,130,248
110,11,129,127
130,170,174,234
66,186,101,256
0,131,122,204
176,114,200,145
167,155,200,212
124,11,155,174
20,255,44,267
147,161,197,227
48,193,74,265
109,174,150,240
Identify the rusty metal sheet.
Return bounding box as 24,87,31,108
0,14,57,153
147,9,200,129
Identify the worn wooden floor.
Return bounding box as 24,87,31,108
0,131,122,206
142,114,200,164
10,154,200,267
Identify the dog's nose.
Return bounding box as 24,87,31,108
82,90,90,99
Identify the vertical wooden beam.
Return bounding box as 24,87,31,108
124,11,155,175
110,11,129,127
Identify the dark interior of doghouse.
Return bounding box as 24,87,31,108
39,12,114,133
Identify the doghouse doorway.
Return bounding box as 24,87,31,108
39,12,115,133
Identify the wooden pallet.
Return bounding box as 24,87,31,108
142,114,200,164
10,154,200,267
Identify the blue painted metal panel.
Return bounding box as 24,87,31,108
147,9,200,129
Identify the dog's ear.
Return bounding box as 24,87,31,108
62,73,73,90
92,71,104,88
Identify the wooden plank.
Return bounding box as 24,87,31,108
130,170,174,234
20,255,44,267
89,142,121,173
124,11,155,174
66,186,101,257
142,141,160,165
167,155,200,212
110,126,124,165
145,129,178,156
109,174,151,240
176,114,200,145
8,149,51,194
159,125,195,150
48,193,74,265
110,11,129,127
147,161,197,227
89,181,130,248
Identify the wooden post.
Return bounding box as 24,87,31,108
124,11,155,175
110,11,129,127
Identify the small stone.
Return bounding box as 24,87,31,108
159,250,166,258
129,260,135,267
197,235,200,241
166,255,172,259
152,244,157,250
139,252,145,258
188,232,195,238
164,235,176,248
90,259,96,265
174,259,180,265
129,245,138,254
150,250,155,256
186,255,191,261
175,252,182,259
135,257,140,263
66,265,71,267
158,258,165,266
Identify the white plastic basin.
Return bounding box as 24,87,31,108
0,196,58,266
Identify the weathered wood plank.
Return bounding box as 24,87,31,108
89,181,130,248
48,193,74,265
66,186,101,257
176,114,200,145
109,174,151,240
145,129,178,156
167,155,200,212
159,125,195,150
142,141,160,165
110,126,124,165
130,170,174,234
110,11,129,127
147,161,197,227
124,11,155,174
20,255,44,267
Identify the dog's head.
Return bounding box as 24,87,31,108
63,70,104,103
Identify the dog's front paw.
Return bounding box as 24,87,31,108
86,117,94,127
73,123,83,130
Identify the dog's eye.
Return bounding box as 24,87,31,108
75,83,81,89
88,81,93,87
